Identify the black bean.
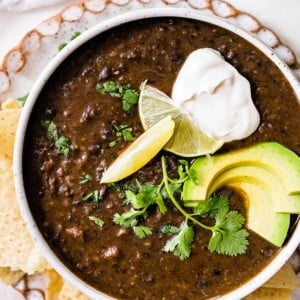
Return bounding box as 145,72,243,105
168,53,183,64
45,107,57,118
88,144,100,155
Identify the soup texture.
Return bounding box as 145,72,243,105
23,18,300,299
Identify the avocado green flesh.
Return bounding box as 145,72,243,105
182,142,300,247
229,182,290,247
184,165,300,214
183,142,300,200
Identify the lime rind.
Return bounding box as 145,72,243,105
138,82,223,157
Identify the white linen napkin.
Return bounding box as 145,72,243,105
0,0,73,12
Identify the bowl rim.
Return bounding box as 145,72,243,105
14,7,300,300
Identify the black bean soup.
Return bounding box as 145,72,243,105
23,18,300,299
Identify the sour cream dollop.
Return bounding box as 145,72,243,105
171,48,260,142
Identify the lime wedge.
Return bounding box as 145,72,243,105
138,82,223,157
101,116,175,183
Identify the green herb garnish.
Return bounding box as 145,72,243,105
58,43,67,51
109,124,134,147
83,190,103,205
133,225,152,238
96,81,139,111
42,120,70,157
113,157,249,260
161,156,249,258
58,31,81,51
55,136,70,157
71,31,81,40
113,183,166,229
163,220,194,261
80,174,92,184
88,215,104,227
17,93,29,106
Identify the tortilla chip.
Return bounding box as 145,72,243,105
1,98,21,110
244,287,291,300
45,270,63,300
0,166,51,274
264,262,299,289
58,280,91,300
0,267,24,285
0,108,21,159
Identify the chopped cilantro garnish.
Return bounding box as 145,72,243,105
133,226,152,238
71,31,81,40
17,93,29,106
58,31,81,51
58,43,67,51
83,190,103,205
42,120,70,157
55,136,70,157
109,124,134,147
109,156,248,260
79,174,92,184
96,81,139,111
88,215,104,227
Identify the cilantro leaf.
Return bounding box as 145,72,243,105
160,225,180,235
71,31,81,40
109,124,134,147
88,215,104,227
42,120,58,140
113,210,144,228
124,184,166,213
96,81,139,111
17,93,29,106
58,43,67,51
163,221,194,261
122,89,139,111
208,229,249,256
55,136,70,157
58,31,81,51
133,226,152,238
42,120,70,157
208,203,248,256
124,190,146,210
193,193,230,218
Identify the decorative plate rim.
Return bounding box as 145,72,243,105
0,0,299,99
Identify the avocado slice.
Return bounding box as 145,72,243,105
228,181,290,247
183,142,300,201
184,165,300,214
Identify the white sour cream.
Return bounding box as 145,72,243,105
172,48,260,142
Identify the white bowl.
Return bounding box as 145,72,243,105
14,8,300,300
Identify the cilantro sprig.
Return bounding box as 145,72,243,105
96,81,139,111
42,120,70,157
161,156,249,258
110,157,249,260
